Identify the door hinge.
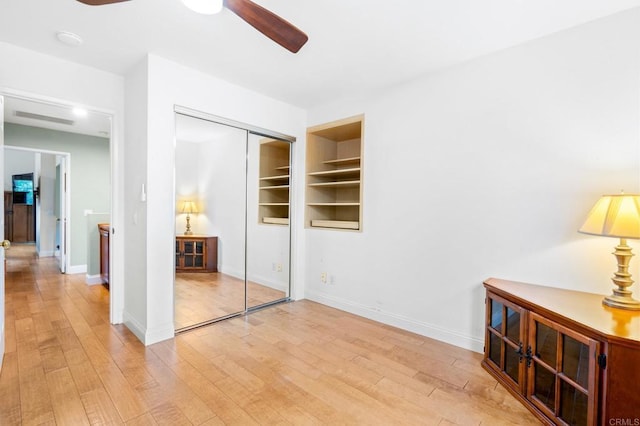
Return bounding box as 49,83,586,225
597,354,607,369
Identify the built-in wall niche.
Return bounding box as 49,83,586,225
258,139,290,225
305,115,364,230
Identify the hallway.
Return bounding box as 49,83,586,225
0,245,537,425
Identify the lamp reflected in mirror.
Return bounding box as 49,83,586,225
181,200,198,235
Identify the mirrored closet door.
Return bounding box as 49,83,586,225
174,112,292,332
247,134,291,309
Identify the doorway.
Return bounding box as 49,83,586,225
3,147,70,272
2,93,116,318
174,110,294,332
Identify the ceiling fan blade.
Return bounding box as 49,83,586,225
76,0,130,5
224,0,308,53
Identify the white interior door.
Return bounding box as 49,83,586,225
1,95,6,367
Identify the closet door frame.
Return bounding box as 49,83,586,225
173,105,296,333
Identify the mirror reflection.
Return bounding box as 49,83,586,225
174,113,291,331
247,134,290,308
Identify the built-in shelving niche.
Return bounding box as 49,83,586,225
305,115,364,230
259,139,291,225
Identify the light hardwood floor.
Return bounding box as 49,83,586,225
175,273,285,330
0,244,539,425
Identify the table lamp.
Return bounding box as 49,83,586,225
181,200,197,235
579,193,640,310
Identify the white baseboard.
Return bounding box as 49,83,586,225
85,274,104,286
123,311,174,346
37,250,55,258
247,273,288,292
145,324,175,346
67,264,87,275
123,311,145,344
305,290,484,353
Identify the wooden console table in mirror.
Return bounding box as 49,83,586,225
175,235,217,272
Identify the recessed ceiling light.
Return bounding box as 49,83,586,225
56,31,83,47
72,107,88,117
181,0,223,15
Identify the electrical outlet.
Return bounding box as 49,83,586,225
277,263,282,272
329,275,336,285
320,272,327,283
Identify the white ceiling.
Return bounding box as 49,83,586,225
2,0,640,111
3,96,112,139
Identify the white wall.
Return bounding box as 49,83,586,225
37,153,57,257
197,133,247,279
123,58,149,338
124,54,307,344
304,9,640,352
0,42,125,323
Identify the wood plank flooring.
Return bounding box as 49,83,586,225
175,273,285,330
1,244,539,424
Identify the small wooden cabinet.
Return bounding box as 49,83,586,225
175,235,217,272
98,223,110,285
305,115,364,231
4,191,34,242
483,278,640,425
259,139,290,225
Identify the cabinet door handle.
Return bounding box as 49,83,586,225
525,345,533,367
515,342,524,363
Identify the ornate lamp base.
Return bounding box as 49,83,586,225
603,238,640,311
184,213,193,236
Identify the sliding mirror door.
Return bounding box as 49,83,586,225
174,112,293,331
174,114,247,330
247,134,291,309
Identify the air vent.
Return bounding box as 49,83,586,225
14,111,74,126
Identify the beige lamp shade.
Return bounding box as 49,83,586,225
181,200,198,215
579,194,640,239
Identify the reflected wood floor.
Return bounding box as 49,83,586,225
175,273,285,330
0,245,539,425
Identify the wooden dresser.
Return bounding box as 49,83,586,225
482,278,640,425
175,235,217,272
98,224,110,286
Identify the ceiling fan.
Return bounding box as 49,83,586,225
76,0,308,53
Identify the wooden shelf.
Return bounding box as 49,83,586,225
259,140,291,225
260,174,290,181
263,217,289,225
308,180,360,188
307,203,360,206
307,167,360,177
260,184,290,190
322,157,361,165
305,115,364,231
311,220,359,230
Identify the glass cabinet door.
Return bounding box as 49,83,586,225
527,312,599,425
485,294,528,393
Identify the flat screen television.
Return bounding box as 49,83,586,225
12,173,34,205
